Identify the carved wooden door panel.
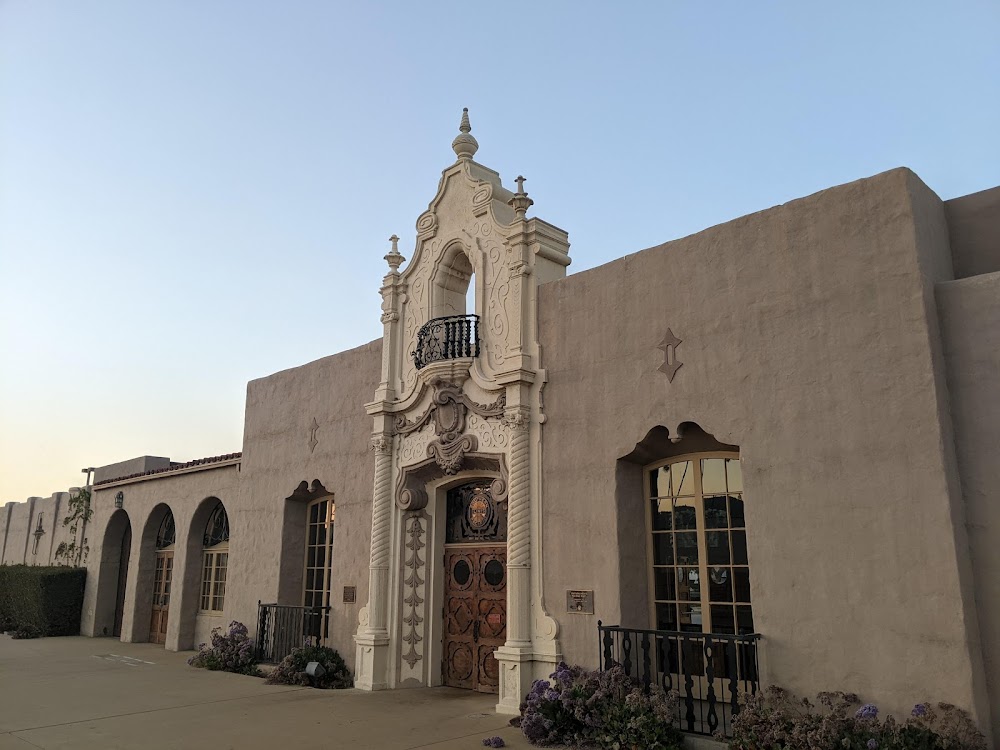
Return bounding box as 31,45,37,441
443,546,506,693
149,551,172,645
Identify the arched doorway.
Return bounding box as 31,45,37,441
94,510,132,638
442,480,507,693
149,510,176,645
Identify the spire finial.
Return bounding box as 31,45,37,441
384,234,405,272
509,174,533,219
452,107,479,160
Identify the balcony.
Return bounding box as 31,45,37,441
597,621,761,739
412,314,480,370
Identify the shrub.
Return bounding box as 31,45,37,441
265,644,352,689
0,565,86,637
187,621,261,676
520,662,682,750
727,687,987,750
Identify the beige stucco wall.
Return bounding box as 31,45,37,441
82,464,239,647
537,168,991,733
937,270,1000,738
225,339,381,671
1,491,82,567
945,186,1000,279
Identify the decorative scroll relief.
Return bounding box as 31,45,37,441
481,228,513,372
467,412,509,452
400,423,436,467
399,512,429,677
394,380,505,475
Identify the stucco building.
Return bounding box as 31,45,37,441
3,111,998,741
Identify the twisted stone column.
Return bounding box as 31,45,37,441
367,435,393,636
503,408,531,645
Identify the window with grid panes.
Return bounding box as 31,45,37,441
303,498,334,619
647,454,754,635
199,503,229,613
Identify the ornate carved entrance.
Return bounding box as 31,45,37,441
442,481,507,693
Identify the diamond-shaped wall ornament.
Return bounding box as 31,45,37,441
657,328,683,382
308,417,319,453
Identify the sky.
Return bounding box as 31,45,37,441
1,1,998,503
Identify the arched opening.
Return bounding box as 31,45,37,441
137,504,175,646
431,244,474,319
176,498,229,650
93,509,132,638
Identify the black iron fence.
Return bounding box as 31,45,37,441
597,622,761,738
255,602,330,664
412,314,480,370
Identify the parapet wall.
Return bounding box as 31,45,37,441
0,489,90,567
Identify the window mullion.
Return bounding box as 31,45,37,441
693,464,712,634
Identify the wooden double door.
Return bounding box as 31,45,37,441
443,546,507,693
149,550,173,645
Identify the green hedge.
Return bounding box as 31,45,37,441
0,565,86,638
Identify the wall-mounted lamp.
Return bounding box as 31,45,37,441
115,491,124,509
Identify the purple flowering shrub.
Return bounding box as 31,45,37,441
187,620,261,676
265,644,351,689
519,662,682,749
726,687,987,750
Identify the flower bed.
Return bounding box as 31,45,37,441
726,687,987,750
519,662,682,749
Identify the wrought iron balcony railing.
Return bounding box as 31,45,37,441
598,622,761,738
255,602,331,663
412,314,480,370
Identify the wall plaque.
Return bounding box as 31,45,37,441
343,586,357,603
566,590,594,614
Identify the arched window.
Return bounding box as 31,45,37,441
200,503,229,613
646,454,753,635
155,512,175,549
303,497,334,622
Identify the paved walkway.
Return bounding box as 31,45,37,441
0,636,529,749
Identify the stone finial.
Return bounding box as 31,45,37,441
509,174,534,219
451,107,479,160
384,234,405,272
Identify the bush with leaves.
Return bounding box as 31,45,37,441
727,687,987,750
265,644,352,689
187,621,261,676
519,662,682,750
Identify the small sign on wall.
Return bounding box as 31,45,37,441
566,590,594,615
343,586,356,603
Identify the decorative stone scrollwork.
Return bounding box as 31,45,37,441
371,435,392,454
401,513,427,669
394,380,505,475
380,311,399,324
502,407,530,431
398,487,428,512
416,211,437,238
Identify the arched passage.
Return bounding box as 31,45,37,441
176,497,229,650
92,509,132,638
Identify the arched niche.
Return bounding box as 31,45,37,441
278,479,333,606
430,242,474,319
614,423,739,629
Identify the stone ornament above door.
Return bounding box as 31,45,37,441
394,379,505,475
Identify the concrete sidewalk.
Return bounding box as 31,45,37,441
0,635,528,749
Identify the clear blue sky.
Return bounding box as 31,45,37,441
1,1,998,502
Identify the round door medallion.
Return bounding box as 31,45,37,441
466,491,492,530
453,558,471,586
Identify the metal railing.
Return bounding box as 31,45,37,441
255,602,330,664
598,621,761,738
412,314,480,370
